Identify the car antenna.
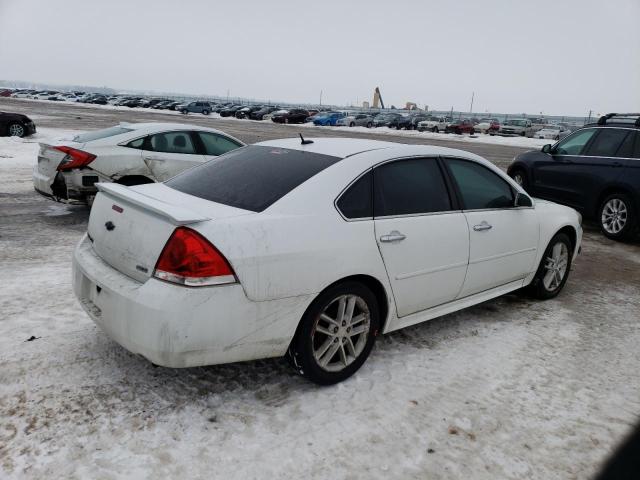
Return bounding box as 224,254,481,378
299,133,314,145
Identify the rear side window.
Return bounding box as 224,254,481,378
373,158,451,217
73,126,133,143
166,146,341,212
148,131,196,154
337,171,373,219
198,132,242,156
632,132,640,159
553,129,597,155
585,129,632,157
447,159,514,210
125,137,145,149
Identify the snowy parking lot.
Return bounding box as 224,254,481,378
1,116,640,479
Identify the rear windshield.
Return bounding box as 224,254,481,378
73,126,133,143
166,145,341,212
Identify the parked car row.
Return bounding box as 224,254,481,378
5,88,584,137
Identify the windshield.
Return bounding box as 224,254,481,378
505,120,527,126
166,146,341,212
73,126,133,143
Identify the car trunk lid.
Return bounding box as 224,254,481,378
88,183,250,283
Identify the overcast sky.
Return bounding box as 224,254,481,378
1,0,638,116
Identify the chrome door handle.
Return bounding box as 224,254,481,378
473,222,492,232
380,231,406,242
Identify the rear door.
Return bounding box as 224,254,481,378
444,157,538,297
578,128,636,213
373,157,469,317
141,131,205,181
532,128,599,207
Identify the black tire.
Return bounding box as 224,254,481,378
470,128,475,135
7,122,25,137
349,122,355,127
367,122,372,128
521,131,526,136
510,167,528,190
288,281,380,385
181,109,188,114
528,232,573,299
202,109,210,115
599,193,637,241
432,126,438,133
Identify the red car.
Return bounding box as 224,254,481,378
445,119,475,134
0,89,13,97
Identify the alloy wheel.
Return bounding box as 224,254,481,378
312,294,370,372
513,172,525,186
8,124,24,137
543,242,569,291
601,198,628,235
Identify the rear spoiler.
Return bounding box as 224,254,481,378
96,183,210,225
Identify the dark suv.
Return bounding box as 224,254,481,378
508,113,640,240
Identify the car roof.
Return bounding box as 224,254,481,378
255,137,489,162
121,122,224,134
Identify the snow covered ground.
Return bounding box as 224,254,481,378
1,128,640,479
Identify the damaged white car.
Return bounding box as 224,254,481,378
33,123,244,205
73,137,582,385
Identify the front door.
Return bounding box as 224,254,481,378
444,157,539,297
373,157,469,317
532,128,598,207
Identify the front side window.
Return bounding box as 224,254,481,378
337,171,372,219
584,129,632,157
148,131,196,154
446,158,514,210
553,128,597,155
197,132,242,156
373,158,451,217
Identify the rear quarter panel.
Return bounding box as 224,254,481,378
88,145,151,180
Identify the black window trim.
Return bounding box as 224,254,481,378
440,156,534,212
334,155,461,222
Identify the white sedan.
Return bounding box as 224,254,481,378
33,122,244,205
73,137,582,384
536,124,570,140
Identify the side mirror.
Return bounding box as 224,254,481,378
515,192,533,208
541,144,552,154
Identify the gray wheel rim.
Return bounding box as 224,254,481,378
513,173,524,186
9,124,24,136
543,242,569,291
601,198,628,234
312,294,370,373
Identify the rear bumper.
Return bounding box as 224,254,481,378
72,235,312,368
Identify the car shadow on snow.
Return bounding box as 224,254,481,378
84,290,537,407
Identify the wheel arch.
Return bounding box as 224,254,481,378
293,274,392,342
556,225,577,253
595,185,637,219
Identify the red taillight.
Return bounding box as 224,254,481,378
55,146,97,171
153,227,236,287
